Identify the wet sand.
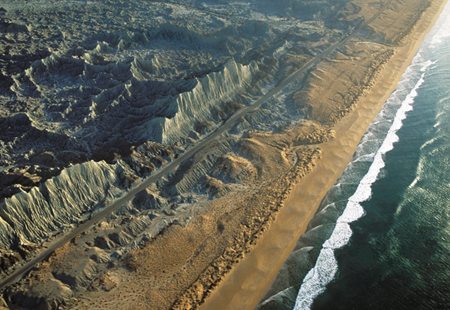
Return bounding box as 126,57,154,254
199,1,448,309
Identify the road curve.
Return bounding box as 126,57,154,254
0,0,392,291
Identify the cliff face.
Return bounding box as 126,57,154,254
147,59,258,144
12,52,257,144
0,160,133,250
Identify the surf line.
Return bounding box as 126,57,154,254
293,56,433,310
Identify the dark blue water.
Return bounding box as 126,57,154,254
294,3,450,309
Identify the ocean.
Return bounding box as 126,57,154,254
294,2,450,310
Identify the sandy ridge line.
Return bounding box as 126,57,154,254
199,0,449,309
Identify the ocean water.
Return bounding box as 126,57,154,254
294,2,450,310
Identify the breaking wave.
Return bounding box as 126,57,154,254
293,39,438,310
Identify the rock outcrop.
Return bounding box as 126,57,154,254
0,160,135,250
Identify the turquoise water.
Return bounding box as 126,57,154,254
294,2,450,309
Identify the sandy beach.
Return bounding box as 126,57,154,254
199,0,449,309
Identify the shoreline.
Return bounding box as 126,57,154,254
199,0,449,309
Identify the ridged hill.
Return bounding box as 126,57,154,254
144,59,258,144
0,160,134,250
11,49,259,145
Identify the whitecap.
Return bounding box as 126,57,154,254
430,3,450,48
294,31,437,310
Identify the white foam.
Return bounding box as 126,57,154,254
293,44,435,310
354,153,376,163
323,222,353,249
430,2,450,48
295,248,338,310
292,4,450,307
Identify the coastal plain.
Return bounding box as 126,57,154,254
0,0,446,309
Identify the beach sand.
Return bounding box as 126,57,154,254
199,0,448,309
